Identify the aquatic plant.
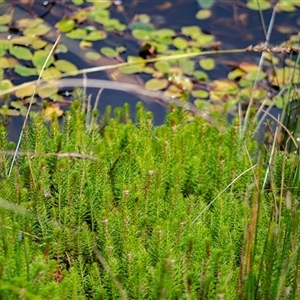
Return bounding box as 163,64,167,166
0,100,299,299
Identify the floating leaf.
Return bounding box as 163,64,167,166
193,70,208,81
93,0,112,9
24,23,51,36
37,84,59,98
179,59,195,75
164,85,183,98
132,29,152,40
14,65,38,77
41,67,62,80
276,2,296,12
54,60,78,74
239,62,259,73
247,1,271,10
74,9,88,23
129,21,154,31
0,14,11,25
15,84,36,98
196,33,214,47
211,79,238,94
173,37,188,50
85,30,107,41
199,58,215,70
169,75,193,91
181,26,201,39
228,68,245,80
72,0,84,6
192,89,209,98
11,100,24,109
0,68,3,80
85,51,101,61
0,106,20,116
32,50,54,68
154,61,170,73
196,0,215,9
145,78,168,91
244,70,267,81
66,28,87,39
9,45,32,60
56,18,76,33
0,79,13,95
0,57,18,69
100,47,118,58
196,9,212,20
152,28,176,38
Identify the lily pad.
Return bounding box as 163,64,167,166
24,23,51,36
32,50,54,68
100,47,118,58
0,79,13,95
173,37,188,50
85,51,101,61
14,65,38,77
0,14,11,25
145,78,169,91
85,30,107,41
37,84,59,98
15,84,36,98
199,58,215,70
40,67,62,80
42,105,64,121
54,60,78,74
196,9,212,20
56,18,76,33
66,28,87,39
9,45,32,60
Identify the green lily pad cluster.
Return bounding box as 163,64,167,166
0,0,299,119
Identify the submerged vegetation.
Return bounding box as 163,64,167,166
0,0,300,299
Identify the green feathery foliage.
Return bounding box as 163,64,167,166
0,100,299,299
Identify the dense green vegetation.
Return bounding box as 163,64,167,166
0,100,299,299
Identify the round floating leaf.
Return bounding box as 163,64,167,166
41,67,62,80
196,0,215,9
199,58,215,70
9,45,32,60
196,33,214,47
32,50,54,68
196,9,212,20
173,37,188,50
85,30,107,41
239,62,259,73
0,107,20,116
66,28,87,39
11,101,24,109
56,18,76,33
179,59,195,75
0,57,18,69
31,38,48,49
127,56,145,67
143,66,155,74
169,75,193,91
24,23,51,36
54,60,78,74
228,68,245,80
192,89,209,98
37,84,59,98
194,99,211,110
145,78,168,91
193,70,208,81
276,2,295,12
0,14,11,25
154,61,170,73
14,65,38,77
93,0,112,9
119,65,144,74
85,51,101,61
132,29,152,40
100,47,118,58
244,70,267,81
152,28,176,38
247,1,271,10
0,79,13,94
74,10,88,23
15,84,36,98
164,84,182,98
181,26,201,39
211,79,238,94
129,21,154,31
138,14,151,23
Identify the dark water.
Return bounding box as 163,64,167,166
2,0,299,140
